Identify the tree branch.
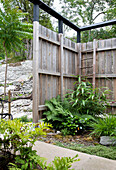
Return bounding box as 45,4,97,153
93,11,106,22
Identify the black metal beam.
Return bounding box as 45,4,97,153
33,4,39,21
80,19,116,31
58,20,63,33
77,31,81,43
29,0,80,31
29,0,116,43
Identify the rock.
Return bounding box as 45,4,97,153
0,60,32,84
56,131,61,135
0,87,4,95
0,60,33,119
100,136,116,146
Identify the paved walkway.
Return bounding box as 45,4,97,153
33,141,116,170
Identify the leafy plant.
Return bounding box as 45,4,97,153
18,115,32,122
0,119,79,169
90,114,116,137
0,119,51,169
62,114,95,136
47,155,79,170
43,96,70,130
9,154,79,170
67,77,110,116
0,0,33,97
43,96,94,136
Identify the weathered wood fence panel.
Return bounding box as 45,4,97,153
80,38,116,113
33,25,79,121
33,24,116,122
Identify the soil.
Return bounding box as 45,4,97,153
38,131,99,147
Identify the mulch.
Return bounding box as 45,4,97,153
38,131,99,147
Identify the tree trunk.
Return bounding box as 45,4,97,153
2,42,8,113
3,42,8,98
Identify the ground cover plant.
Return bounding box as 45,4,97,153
0,119,79,170
55,141,116,160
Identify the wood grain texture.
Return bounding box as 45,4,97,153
33,23,116,119
33,21,39,122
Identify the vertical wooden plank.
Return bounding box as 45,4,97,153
47,29,52,71
75,43,78,75
93,39,96,89
68,39,72,74
64,38,69,74
52,32,57,98
42,26,47,70
52,31,57,72
78,43,82,77
33,21,39,122
86,42,93,76
72,52,75,75
47,75,51,100
68,39,72,91
39,25,42,69
98,39,105,93
59,33,64,100
39,74,42,105
105,39,112,100
81,43,86,76
112,38,116,101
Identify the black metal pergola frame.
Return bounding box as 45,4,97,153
29,0,116,43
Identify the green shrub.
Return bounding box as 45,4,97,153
0,119,51,169
9,154,79,170
90,114,116,137
19,115,32,122
67,77,110,116
0,119,79,169
43,96,94,136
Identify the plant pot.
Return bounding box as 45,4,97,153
100,136,116,146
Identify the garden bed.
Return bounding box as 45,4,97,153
38,132,116,160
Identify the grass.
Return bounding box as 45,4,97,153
55,142,116,160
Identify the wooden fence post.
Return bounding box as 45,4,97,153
59,33,64,100
93,39,96,89
33,4,39,123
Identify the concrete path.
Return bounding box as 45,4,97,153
33,141,116,170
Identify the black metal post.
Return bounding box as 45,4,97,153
58,20,63,33
33,3,39,21
77,31,81,43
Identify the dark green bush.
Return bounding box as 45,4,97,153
67,77,110,116
43,96,94,136
44,77,111,136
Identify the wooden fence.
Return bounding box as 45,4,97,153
33,23,116,122
80,38,116,113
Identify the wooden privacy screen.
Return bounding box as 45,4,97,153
33,24,79,122
80,38,116,113
33,23,116,122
